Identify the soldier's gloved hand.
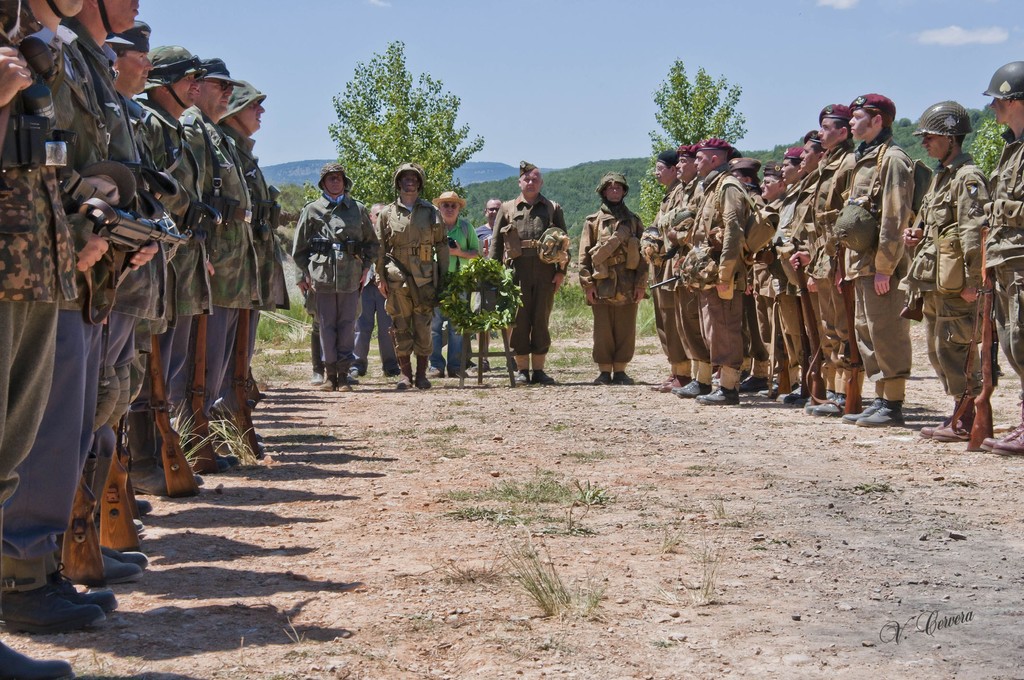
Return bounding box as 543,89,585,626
77,233,109,271
128,242,159,269
0,48,32,108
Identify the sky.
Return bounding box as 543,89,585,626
138,0,1019,169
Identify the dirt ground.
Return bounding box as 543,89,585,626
8,323,1024,680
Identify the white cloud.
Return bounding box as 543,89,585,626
368,0,391,6
916,25,1009,46
817,0,859,9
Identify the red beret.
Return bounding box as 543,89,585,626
819,103,852,124
783,146,804,161
677,144,698,158
850,94,896,125
697,138,735,155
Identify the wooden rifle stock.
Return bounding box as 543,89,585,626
795,267,828,403
148,333,201,495
100,418,141,550
970,266,996,450
231,309,261,459
836,249,863,414
61,476,105,587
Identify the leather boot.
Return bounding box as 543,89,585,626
336,361,353,392
396,356,413,391
319,363,338,392
126,410,167,497
932,404,974,442
0,642,73,680
414,356,431,389
856,400,904,427
842,397,885,424
982,402,1024,451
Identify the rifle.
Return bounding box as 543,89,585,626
61,476,105,587
231,309,261,460
181,315,220,475
795,266,828,404
836,248,863,415
149,333,202,495
970,265,995,450
649,275,681,290
100,418,141,551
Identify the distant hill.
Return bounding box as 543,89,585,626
262,159,518,188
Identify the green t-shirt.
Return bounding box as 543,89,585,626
446,217,480,273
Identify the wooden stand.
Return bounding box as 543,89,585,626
459,328,517,387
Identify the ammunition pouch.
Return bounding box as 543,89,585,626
251,199,279,240
309,237,333,256
1,114,50,169
180,200,222,242
936,232,966,295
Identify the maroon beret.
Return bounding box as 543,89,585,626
783,146,804,161
850,93,896,125
677,143,698,158
697,138,735,155
819,103,852,124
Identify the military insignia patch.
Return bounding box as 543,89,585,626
945,115,958,128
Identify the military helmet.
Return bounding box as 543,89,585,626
538,227,570,267
146,46,205,90
834,203,879,254
224,81,266,120
319,163,353,192
985,61,1024,100
913,101,972,137
596,172,629,197
392,162,426,191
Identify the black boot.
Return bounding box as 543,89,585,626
319,363,338,392
415,356,432,389
396,356,413,390
696,387,740,406
0,642,74,680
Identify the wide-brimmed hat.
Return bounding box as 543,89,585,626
432,191,467,209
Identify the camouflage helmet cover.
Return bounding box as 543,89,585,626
913,101,972,137
538,227,570,267
319,163,353,192
392,162,426,191
146,46,205,90
596,171,629,197
224,80,266,121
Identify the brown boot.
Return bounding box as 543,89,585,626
932,403,975,442
982,402,1024,451
396,356,413,391
415,355,431,389
319,363,338,392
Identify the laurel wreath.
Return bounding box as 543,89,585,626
439,257,522,334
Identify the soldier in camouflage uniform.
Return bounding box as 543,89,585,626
181,58,260,425
293,164,376,391
839,94,915,428
682,139,750,406
978,62,1024,454
489,162,568,386
377,163,449,390
902,101,988,442
578,172,646,385
0,2,106,672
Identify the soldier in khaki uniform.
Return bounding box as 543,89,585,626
793,104,857,417
643,149,690,392
489,162,568,386
902,102,988,441
978,62,1024,453
377,163,449,390
578,173,646,385
682,139,751,405
839,94,915,427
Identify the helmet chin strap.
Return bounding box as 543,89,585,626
96,0,114,34
46,0,71,18
166,82,189,111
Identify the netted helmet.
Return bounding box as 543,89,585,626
538,228,570,267
392,162,426,191
985,61,1024,100
913,101,971,137
319,163,353,192
596,172,629,197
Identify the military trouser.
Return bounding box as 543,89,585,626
761,293,804,383
922,292,980,398
744,293,771,373
854,275,912,401
204,306,239,414
699,289,743,381
161,314,194,407
814,274,853,375
674,283,709,366
3,310,102,562
354,283,398,374
384,282,433,357
653,283,688,367
315,289,360,366
992,264,1024,397
0,301,58,506
591,302,639,369
509,256,557,356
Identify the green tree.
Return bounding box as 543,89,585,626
329,41,484,206
639,62,747,224
969,116,1006,177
